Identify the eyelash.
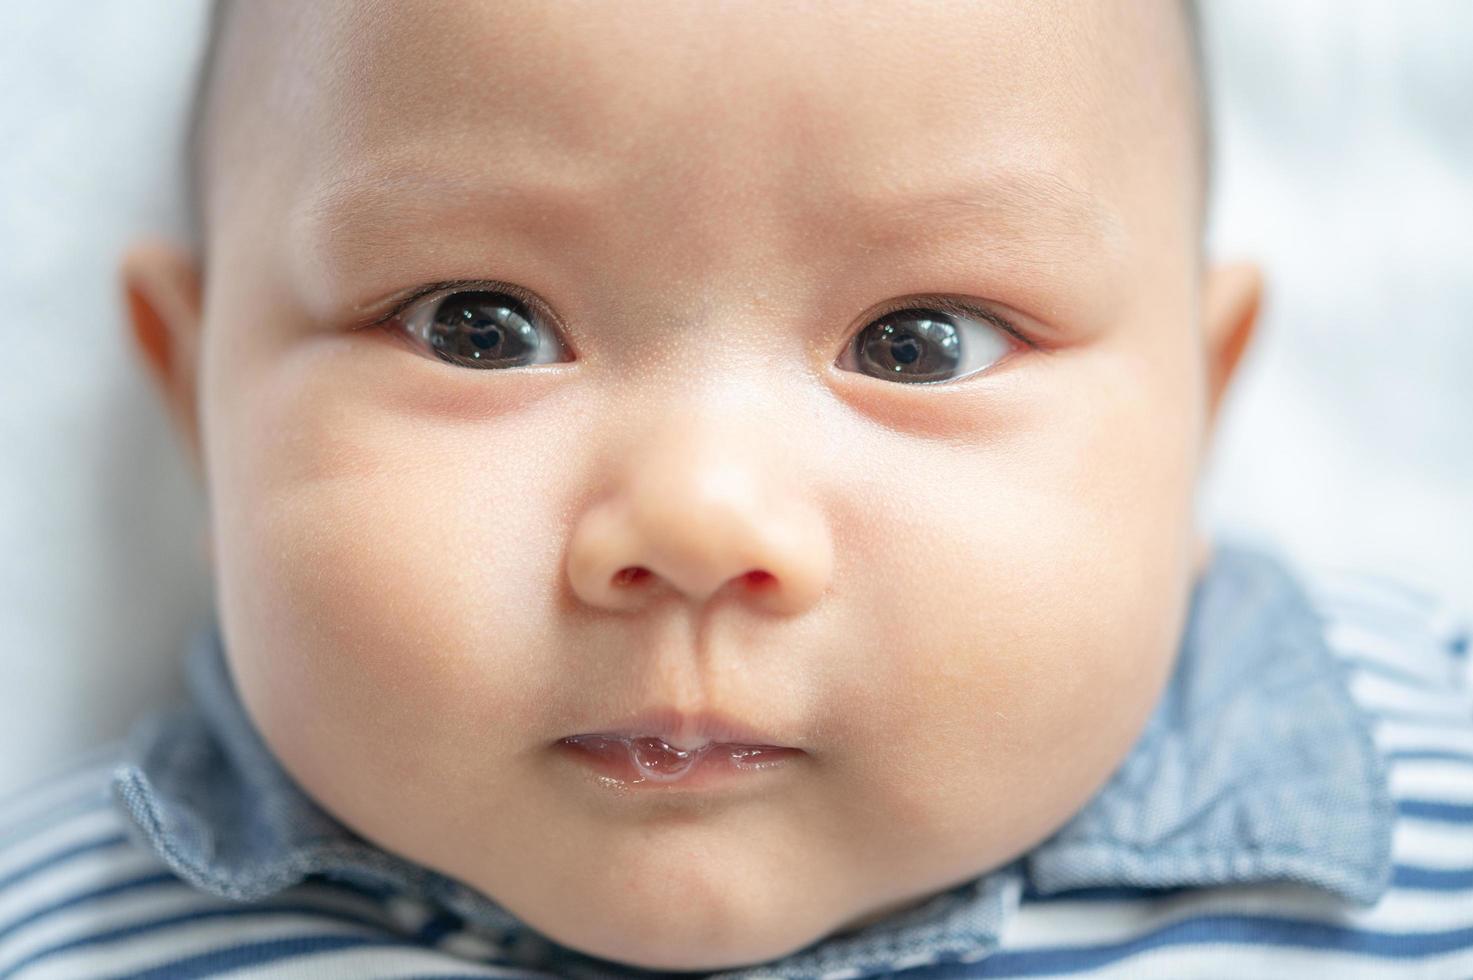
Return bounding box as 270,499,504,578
359,278,528,331
863,295,1034,351
358,280,1036,357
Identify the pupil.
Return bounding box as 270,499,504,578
428,291,539,366
856,310,961,383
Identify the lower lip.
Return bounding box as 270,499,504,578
555,735,802,790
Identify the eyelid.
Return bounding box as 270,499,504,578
356,282,1036,359
866,295,1036,351
355,278,538,331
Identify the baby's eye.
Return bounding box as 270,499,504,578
397,288,571,369
836,303,1023,384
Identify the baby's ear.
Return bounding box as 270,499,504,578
120,239,205,485
1200,260,1263,439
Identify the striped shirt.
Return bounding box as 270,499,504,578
0,541,1469,979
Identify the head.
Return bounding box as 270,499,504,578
121,0,1260,970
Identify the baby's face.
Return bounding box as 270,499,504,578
185,0,1214,970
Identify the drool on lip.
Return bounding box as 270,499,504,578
558,733,799,784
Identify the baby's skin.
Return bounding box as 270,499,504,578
120,0,1262,971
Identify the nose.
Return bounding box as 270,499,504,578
565,419,833,617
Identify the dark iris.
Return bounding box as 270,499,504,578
854,310,962,383
426,291,541,367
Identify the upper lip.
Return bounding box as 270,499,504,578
566,706,797,749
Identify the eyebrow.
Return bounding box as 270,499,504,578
291,157,1130,304
840,168,1128,258
291,165,599,268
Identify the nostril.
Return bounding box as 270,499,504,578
743,570,776,589
612,566,652,588
610,566,774,594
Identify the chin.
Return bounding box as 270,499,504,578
555,924,823,974
501,864,839,972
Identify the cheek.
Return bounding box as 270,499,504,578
828,344,1200,878
204,359,568,819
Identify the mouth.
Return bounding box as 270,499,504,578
554,707,805,788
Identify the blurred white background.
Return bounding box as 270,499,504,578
1,1,1469,796
1199,0,1473,610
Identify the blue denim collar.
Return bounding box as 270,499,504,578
109,542,1395,979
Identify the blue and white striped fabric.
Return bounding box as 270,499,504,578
0,543,1470,979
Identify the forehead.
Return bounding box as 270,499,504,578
207,0,1195,308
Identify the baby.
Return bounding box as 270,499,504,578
2,0,1471,977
